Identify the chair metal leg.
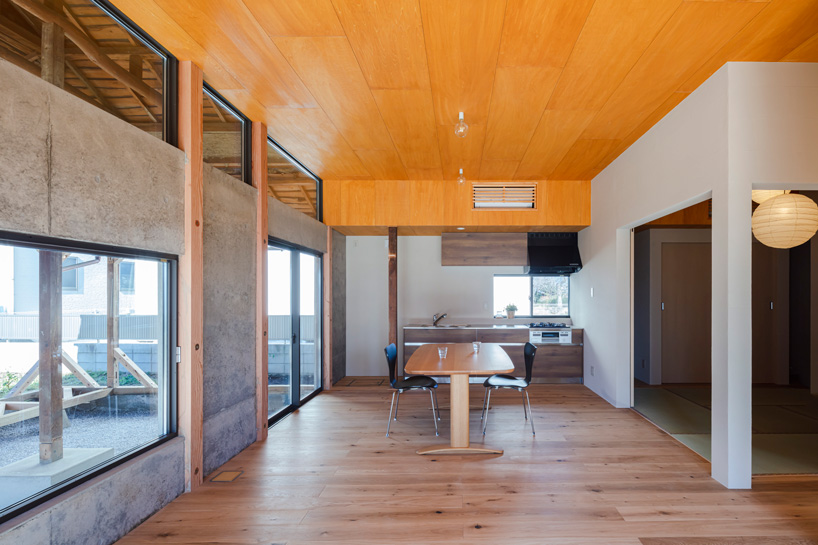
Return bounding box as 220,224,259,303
433,389,441,420
393,390,401,420
521,389,528,420
481,387,488,420
482,388,492,435
386,391,396,437
429,389,439,436
525,389,535,436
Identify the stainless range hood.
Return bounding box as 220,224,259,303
524,232,582,275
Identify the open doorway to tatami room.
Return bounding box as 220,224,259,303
632,195,818,474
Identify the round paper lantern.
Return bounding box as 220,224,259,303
752,193,818,249
752,189,790,204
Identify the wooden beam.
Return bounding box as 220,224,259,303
9,0,162,106
61,350,99,388
106,258,121,388
64,58,120,117
177,60,205,492
388,227,397,347
299,185,317,217
114,348,158,389
251,121,269,441
0,389,112,428
40,0,64,87
4,359,39,400
39,250,63,463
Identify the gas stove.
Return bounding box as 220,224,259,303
528,322,570,328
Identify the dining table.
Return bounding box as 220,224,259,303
403,342,514,455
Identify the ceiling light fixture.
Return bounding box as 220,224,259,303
454,112,469,138
457,168,466,184
752,193,818,249
752,189,790,204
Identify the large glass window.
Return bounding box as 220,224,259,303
0,240,172,520
203,85,247,183
0,0,172,141
493,275,570,317
267,138,321,220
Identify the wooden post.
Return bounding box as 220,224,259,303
388,227,398,348
106,258,121,388
251,121,269,441
323,227,332,390
40,0,64,87
177,61,205,491
39,250,63,463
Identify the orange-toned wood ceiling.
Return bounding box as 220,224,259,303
111,0,818,182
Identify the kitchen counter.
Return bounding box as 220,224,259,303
402,324,583,383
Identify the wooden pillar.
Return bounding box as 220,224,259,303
251,121,269,441
323,227,333,390
39,250,63,463
388,227,397,347
40,0,64,87
177,61,204,491
106,258,121,388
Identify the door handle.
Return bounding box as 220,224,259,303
292,334,296,344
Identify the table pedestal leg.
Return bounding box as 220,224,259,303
416,375,503,455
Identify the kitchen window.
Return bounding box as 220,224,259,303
493,275,570,317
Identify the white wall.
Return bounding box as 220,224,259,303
346,236,533,376
571,62,818,489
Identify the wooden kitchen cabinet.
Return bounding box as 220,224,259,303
403,326,583,382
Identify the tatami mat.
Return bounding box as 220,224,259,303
633,388,711,434
752,405,818,434
674,433,818,474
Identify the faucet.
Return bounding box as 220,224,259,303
432,313,447,326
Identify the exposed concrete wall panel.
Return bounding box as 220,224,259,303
0,61,52,236
331,229,346,382
0,438,184,545
48,80,184,255
202,397,256,476
0,59,185,255
268,196,327,253
202,165,257,475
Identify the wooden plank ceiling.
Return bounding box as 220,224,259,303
109,0,818,182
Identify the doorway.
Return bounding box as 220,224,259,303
267,240,323,424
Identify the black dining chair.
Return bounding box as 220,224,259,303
481,342,537,435
384,343,440,437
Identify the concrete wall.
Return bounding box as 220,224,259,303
331,229,347,383
268,195,327,253
0,60,184,255
0,59,186,543
571,62,818,488
202,165,257,476
0,438,184,545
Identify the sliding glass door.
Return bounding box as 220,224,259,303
267,241,322,423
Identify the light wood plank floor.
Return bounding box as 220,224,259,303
117,381,818,544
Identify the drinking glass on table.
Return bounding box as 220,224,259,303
472,341,480,353
438,346,448,358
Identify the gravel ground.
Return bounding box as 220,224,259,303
0,395,162,469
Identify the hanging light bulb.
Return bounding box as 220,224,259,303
752,189,790,204
752,193,818,249
457,168,466,184
454,112,469,138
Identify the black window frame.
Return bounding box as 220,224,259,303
90,0,178,146
493,274,571,318
203,83,252,186
266,137,323,222
0,230,178,526
266,236,324,428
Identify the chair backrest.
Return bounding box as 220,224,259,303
523,342,537,383
384,343,398,386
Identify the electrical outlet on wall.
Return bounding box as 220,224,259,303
641,359,646,369
590,366,595,376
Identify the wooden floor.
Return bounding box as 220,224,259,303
117,381,818,544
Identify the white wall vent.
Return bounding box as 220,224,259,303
472,183,536,209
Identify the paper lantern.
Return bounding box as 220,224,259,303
752,189,790,204
752,193,818,249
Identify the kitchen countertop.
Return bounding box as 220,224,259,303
404,324,580,330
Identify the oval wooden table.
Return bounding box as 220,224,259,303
404,342,514,455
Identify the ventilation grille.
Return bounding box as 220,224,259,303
472,183,536,209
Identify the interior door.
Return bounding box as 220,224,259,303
661,242,712,383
